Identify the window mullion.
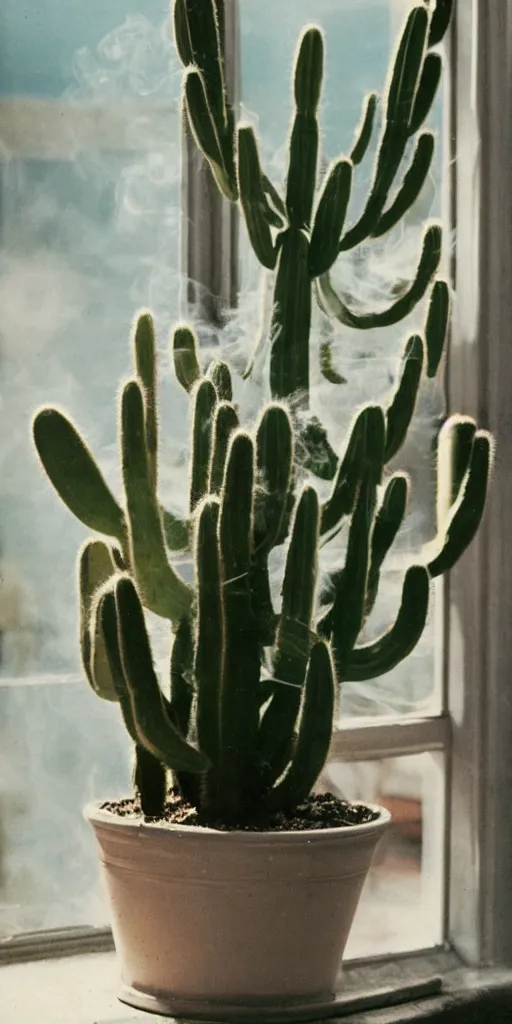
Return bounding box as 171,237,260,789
331,715,450,763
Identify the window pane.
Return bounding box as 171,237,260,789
321,752,445,957
237,0,446,719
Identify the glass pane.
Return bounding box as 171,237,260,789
238,0,446,719
320,752,445,957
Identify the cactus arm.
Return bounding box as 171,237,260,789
372,132,434,239
385,334,424,463
350,93,378,166
173,0,193,66
425,280,450,377
428,0,453,47
33,408,125,543
170,618,194,735
133,744,167,818
285,28,323,230
114,575,209,773
207,359,233,402
134,312,158,490
267,641,335,811
270,229,311,400
428,431,492,578
309,159,353,278
344,564,430,681
194,498,223,773
331,474,378,676
121,380,193,623
408,54,442,137
319,224,441,330
209,401,239,494
258,487,320,782
320,339,347,385
78,540,118,698
254,403,294,553
237,126,278,271
262,175,287,221
435,415,477,532
366,473,409,617
172,325,201,393
321,404,383,535
217,432,260,812
98,586,139,743
181,0,226,130
184,70,236,201
190,378,217,513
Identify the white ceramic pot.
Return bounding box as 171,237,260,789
85,800,390,1021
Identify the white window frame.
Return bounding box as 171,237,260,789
2,0,512,989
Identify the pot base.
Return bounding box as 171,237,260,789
119,982,342,1022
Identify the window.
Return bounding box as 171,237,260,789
0,0,510,980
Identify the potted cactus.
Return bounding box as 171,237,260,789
31,0,492,1020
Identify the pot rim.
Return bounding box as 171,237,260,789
84,797,391,841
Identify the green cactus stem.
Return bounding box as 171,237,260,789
350,93,378,165
286,27,323,230
309,159,353,278
428,430,492,577
190,378,217,512
33,409,125,544
344,564,430,681
428,0,453,48
207,358,233,401
209,401,239,494
270,229,311,401
133,311,158,490
268,641,335,810
372,132,435,239
366,473,409,616
172,325,201,393
114,574,208,773
425,280,450,377
121,380,193,623
133,744,167,819
194,498,223,773
78,539,118,699
385,334,424,463
237,126,277,271
435,415,477,531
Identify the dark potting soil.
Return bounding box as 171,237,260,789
100,791,379,832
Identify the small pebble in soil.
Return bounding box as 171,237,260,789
101,791,379,831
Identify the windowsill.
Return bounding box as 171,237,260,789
4,947,512,1024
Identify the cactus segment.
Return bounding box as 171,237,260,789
99,587,139,742
435,415,477,532
207,359,233,401
350,93,378,165
258,487,319,780
270,229,311,400
428,0,453,48
331,473,378,675
366,473,409,615
218,432,260,808
184,70,235,200
344,564,430,680
387,7,428,133
115,574,208,773
209,401,239,494
309,159,353,278
194,498,223,768
323,225,441,329
182,0,226,130
173,0,193,66
190,378,217,512
408,54,442,137
254,403,294,552
33,408,125,543
262,175,287,221
161,508,189,552
170,617,194,736
385,334,424,463
134,311,158,489
79,540,118,698
133,744,167,818
425,280,450,378
321,404,384,535
373,132,434,238
268,641,335,810
428,431,492,577
121,380,193,623
237,126,277,270
293,26,324,116
286,113,319,230
172,325,201,393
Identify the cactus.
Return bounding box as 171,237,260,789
175,0,453,443
31,0,493,827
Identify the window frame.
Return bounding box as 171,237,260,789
1,0,511,977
